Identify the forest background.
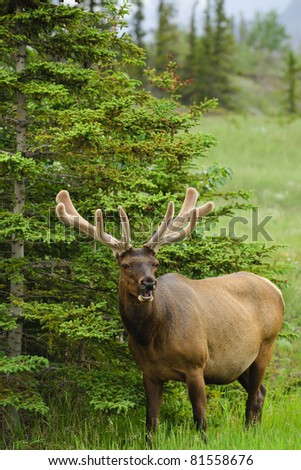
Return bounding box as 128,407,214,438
1,0,300,450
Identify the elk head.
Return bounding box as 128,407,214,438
55,188,214,303
117,246,159,302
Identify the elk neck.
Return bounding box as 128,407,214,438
118,279,164,346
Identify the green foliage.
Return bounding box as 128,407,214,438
0,305,18,332
182,0,236,107
0,355,48,374
285,49,300,114
130,0,146,49
153,0,180,73
158,240,286,285
139,3,294,114
231,10,293,115
0,355,49,417
247,10,289,52
21,300,121,354
87,365,144,413
0,152,39,179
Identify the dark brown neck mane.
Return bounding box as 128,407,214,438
118,283,164,346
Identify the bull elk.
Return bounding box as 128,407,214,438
56,188,284,442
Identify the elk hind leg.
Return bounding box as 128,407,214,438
238,369,266,427
241,341,275,427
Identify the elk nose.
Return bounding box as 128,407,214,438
141,278,157,292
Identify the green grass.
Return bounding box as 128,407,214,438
10,386,301,450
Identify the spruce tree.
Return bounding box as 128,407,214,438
211,0,235,106
182,0,199,103
238,13,249,44
0,0,219,435
153,0,179,72
285,49,299,114
188,0,198,65
0,0,148,436
184,0,235,107
247,10,288,53
131,0,145,49
197,0,215,101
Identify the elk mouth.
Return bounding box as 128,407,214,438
138,288,155,302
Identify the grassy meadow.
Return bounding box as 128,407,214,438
201,114,301,259
10,114,301,451
13,385,301,450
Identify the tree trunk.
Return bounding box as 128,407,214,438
5,4,27,441
7,9,26,358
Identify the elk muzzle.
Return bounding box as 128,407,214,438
138,278,157,302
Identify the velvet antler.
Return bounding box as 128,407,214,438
144,188,214,253
56,188,213,256
56,190,132,256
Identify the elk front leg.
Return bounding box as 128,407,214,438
143,375,163,446
186,371,207,441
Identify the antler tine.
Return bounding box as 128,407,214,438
166,187,199,230
144,201,174,250
118,206,131,251
163,200,214,246
196,201,215,218
56,190,96,239
144,187,198,252
176,187,199,219
95,207,132,255
95,209,113,244
164,207,198,245
144,188,197,251
94,208,125,254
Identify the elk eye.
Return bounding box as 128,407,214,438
152,262,159,268
122,263,130,270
